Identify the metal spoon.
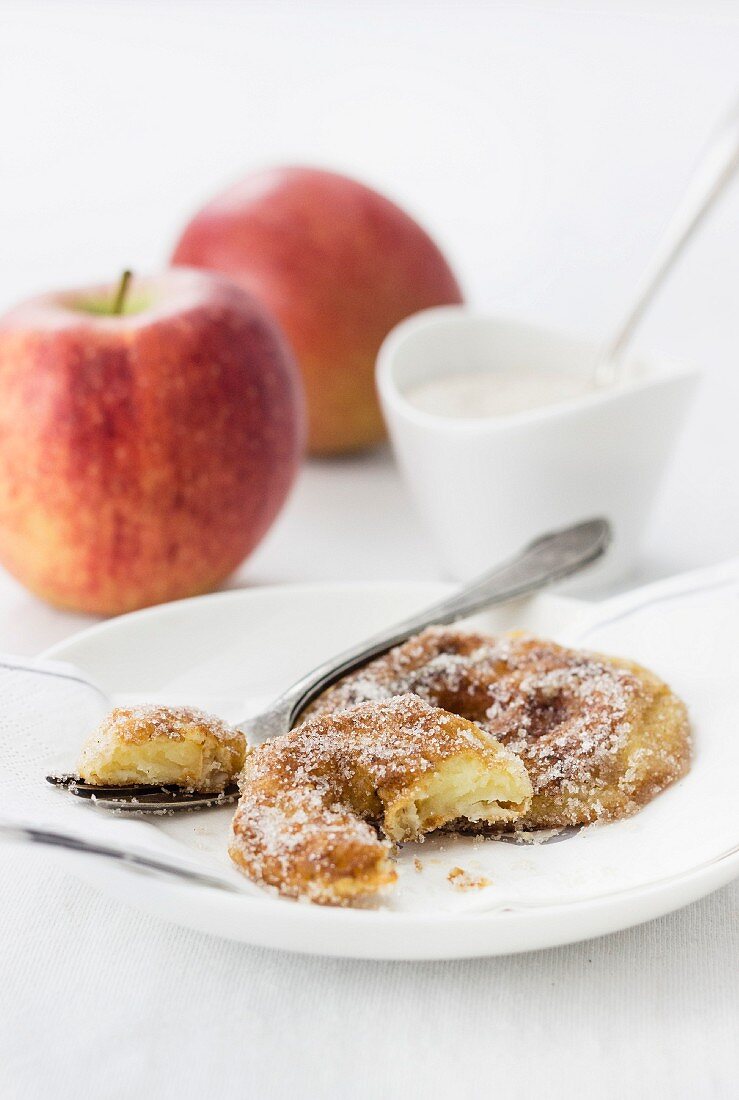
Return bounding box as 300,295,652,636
596,96,739,385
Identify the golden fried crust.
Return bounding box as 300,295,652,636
307,628,692,829
230,788,397,905
229,694,532,904
77,705,246,793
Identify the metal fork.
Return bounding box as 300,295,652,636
241,517,610,743
48,517,610,812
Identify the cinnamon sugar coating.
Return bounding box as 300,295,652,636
78,704,246,793
306,628,692,829
229,694,532,904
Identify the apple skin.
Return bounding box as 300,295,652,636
171,166,464,455
0,268,305,614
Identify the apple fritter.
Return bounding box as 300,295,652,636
306,628,691,830
78,704,246,793
229,693,532,904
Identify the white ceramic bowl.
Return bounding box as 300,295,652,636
377,308,699,591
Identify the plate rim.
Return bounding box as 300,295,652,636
42,579,456,663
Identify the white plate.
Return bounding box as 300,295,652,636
42,565,739,960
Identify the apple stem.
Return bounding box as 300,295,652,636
111,270,133,315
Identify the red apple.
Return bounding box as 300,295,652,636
0,268,304,614
171,166,463,455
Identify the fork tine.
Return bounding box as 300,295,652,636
45,773,240,812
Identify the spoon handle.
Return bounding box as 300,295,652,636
243,517,610,740
599,98,739,381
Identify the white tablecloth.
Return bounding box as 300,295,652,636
2,2,738,1096
4,854,737,1097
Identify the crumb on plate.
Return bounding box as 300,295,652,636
447,866,491,890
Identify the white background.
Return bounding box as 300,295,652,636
1,2,738,1097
